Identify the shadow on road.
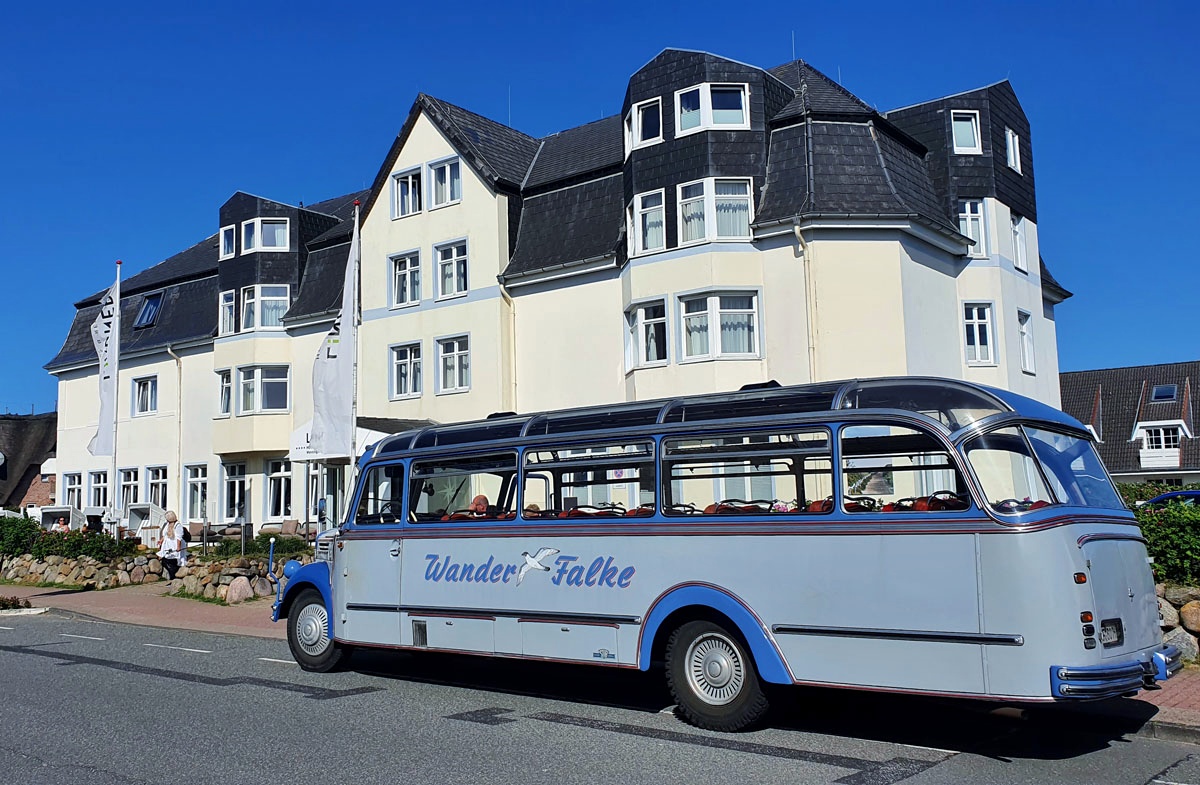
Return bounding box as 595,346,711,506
347,648,1158,759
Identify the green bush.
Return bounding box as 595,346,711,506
0,595,32,610
0,515,137,561
206,533,310,560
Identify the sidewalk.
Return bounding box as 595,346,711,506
2,581,1198,743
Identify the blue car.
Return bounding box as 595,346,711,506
1139,490,1200,508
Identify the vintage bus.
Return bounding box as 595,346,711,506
273,377,1180,731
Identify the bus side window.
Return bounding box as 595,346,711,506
408,453,518,522
522,441,655,519
840,424,969,514
355,463,405,525
661,429,831,516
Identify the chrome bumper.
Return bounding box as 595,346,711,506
1050,645,1182,699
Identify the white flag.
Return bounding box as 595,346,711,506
310,205,359,459
87,270,120,457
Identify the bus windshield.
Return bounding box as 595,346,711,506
963,425,1125,514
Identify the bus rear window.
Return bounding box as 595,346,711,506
963,427,1055,515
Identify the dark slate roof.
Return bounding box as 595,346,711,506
77,233,217,306
767,61,875,122
305,189,371,248
1060,361,1200,476
524,115,624,191
504,174,624,280
757,122,958,235
1040,257,1072,302
285,243,350,321
421,95,540,188
47,276,219,371
0,413,57,507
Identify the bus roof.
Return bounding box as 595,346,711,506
371,377,1083,458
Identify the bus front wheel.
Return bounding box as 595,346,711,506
287,588,346,672
666,620,769,731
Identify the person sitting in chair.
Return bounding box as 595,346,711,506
468,495,489,516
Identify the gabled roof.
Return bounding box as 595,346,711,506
77,233,217,307
1060,360,1200,475
524,115,624,191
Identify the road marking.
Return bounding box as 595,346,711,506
898,742,960,755
61,633,105,641
0,626,13,630
143,643,212,654
258,658,296,664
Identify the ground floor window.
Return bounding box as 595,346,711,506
267,459,292,520
89,471,108,508
148,466,168,509
187,465,208,522
119,468,139,512
224,463,246,522
64,473,82,509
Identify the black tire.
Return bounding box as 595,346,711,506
665,619,770,731
287,588,346,672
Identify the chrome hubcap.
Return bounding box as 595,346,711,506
294,601,331,657
685,632,745,705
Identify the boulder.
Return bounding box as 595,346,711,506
1164,626,1199,662
1165,585,1200,606
1181,601,1200,635
251,577,273,597
143,573,159,583
130,566,145,584
203,583,217,599
134,556,149,567
217,584,229,602
183,575,202,596
1161,597,1181,630
1157,583,1166,598
231,558,250,569
149,559,162,574
225,576,254,604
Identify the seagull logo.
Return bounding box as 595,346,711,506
517,547,560,586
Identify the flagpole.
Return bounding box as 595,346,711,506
109,260,122,536
348,201,361,513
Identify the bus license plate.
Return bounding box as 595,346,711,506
1100,619,1123,647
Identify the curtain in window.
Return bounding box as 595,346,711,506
449,162,462,201
241,371,256,411
719,296,755,353
261,298,287,327
683,298,709,356
645,320,665,362
641,205,663,250
679,90,701,130
262,221,287,248
680,184,705,243
715,182,750,237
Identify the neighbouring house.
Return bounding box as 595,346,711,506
0,413,57,516
46,47,1071,532
1060,361,1200,486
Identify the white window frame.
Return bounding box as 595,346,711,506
223,462,246,522
676,177,754,246
389,251,421,308
238,365,291,414
119,468,139,512
1005,127,1022,173
89,471,108,508
951,110,983,155
962,302,995,366
219,290,236,336
258,284,289,329
217,369,232,417
1144,427,1182,451
436,335,471,394
1017,310,1035,374
630,190,666,256
132,376,158,416
958,200,988,257
1010,213,1027,272
435,241,469,299
390,342,422,399
219,225,236,260
186,464,208,523
674,83,751,138
1152,384,1179,402
240,217,290,253
627,97,663,152
391,168,422,218
266,459,292,521
677,291,761,362
625,299,669,370
148,466,168,509
428,157,463,209
240,286,256,331
64,473,82,510
133,292,163,329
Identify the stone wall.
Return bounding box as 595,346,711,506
0,552,312,605
1161,584,1200,661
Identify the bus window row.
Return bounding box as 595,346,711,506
353,423,978,525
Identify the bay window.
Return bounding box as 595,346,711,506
680,292,759,360
674,83,750,136
625,301,668,368
631,191,665,255
677,178,753,245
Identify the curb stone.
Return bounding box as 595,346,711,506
1137,720,1200,745
0,607,49,616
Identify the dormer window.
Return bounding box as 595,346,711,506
1152,384,1178,402
133,292,163,329
951,110,982,154
674,84,750,137
219,225,236,260
241,218,290,253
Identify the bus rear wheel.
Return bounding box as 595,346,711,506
666,620,769,731
287,588,346,672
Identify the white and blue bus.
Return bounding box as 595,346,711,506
273,377,1181,731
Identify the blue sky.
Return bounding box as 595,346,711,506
1,0,1196,414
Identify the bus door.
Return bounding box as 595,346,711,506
336,462,406,647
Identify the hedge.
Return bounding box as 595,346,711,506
0,515,139,562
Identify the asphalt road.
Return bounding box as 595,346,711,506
0,610,1197,785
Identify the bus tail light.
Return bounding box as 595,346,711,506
1080,611,1093,623
1074,573,1088,584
